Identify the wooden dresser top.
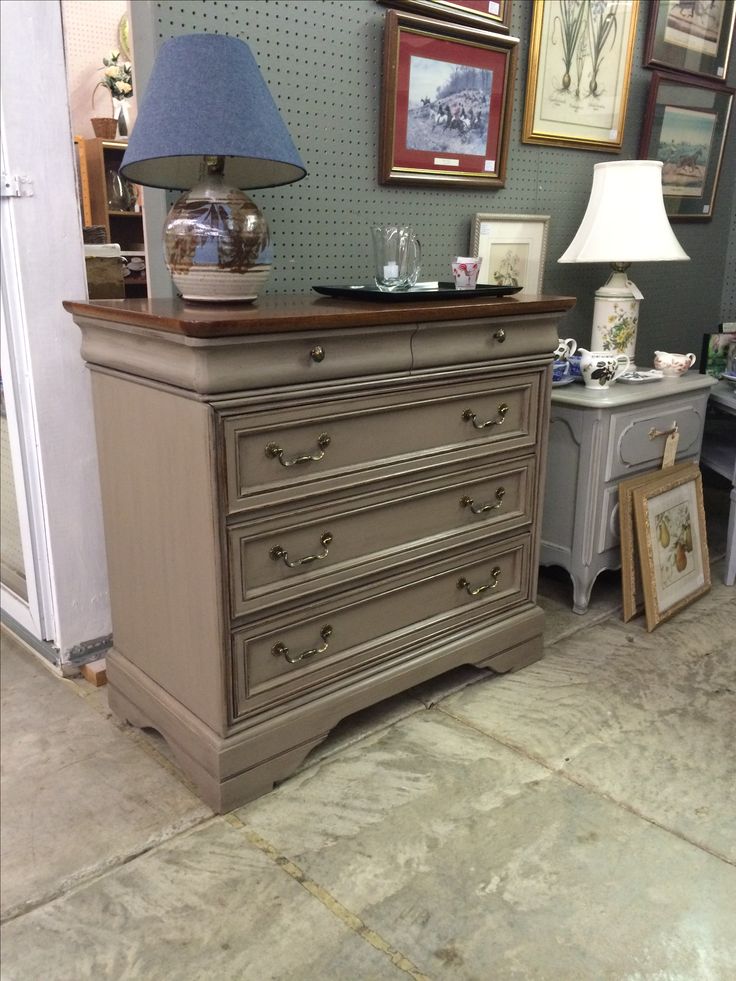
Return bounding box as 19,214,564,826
63,293,576,339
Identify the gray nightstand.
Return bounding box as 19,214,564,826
540,373,717,613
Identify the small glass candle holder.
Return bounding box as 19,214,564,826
452,256,482,290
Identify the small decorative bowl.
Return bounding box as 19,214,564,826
552,359,571,383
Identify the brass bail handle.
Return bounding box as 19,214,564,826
272,625,333,665
266,433,331,467
462,403,509,430
270,533,333,568
457,566,502,597
460,486,505,515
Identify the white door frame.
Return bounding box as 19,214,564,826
0,145,54,638
0,0,112,663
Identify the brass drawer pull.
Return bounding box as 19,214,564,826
457,566,501,597
272,624,333,665
648,422,678,440
310,345,325,363
266,432,331,467
270,532,333,568
462,403,509,430
493,328,506,343
460,487,505,514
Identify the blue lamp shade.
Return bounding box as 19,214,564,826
119,34,306,190
117,33,306,303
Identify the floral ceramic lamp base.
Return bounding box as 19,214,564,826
590,268,640,363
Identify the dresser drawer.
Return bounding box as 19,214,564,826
606,395,708,481
412,314,559,369
231,534,530,718
222,373,540,512
228,455,535,616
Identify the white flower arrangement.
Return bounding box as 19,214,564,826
96,50,133,103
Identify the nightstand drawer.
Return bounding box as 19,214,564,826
232,534,530,718
228,455,535,616
607,397,708,480
222,373,539,512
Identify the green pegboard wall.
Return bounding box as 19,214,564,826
152,0,736,357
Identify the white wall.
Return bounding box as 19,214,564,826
1,0,111,660
61,0,137,139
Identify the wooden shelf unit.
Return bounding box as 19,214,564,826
79,139,146,297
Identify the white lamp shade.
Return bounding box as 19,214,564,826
559,160,689,264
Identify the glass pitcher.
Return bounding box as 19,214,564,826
371,225,421,292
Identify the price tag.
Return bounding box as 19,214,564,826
661,429,680,469
627,280,644,301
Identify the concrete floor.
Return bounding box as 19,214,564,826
1,484,734,980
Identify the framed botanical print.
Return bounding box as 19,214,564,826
379,9,518,187
644,0,735,82
377,0,512,33
522,0,639,151
632,463,710,632
470,213,549,295
618,461,692,623
639,71,734,220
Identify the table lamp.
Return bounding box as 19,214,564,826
558,160,689,362
120,34,306,303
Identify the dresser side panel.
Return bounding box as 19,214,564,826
90,372,226,732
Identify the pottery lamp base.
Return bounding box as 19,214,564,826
164,176,272,303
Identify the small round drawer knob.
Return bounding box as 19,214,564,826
494,329,506,343
310,346,326,363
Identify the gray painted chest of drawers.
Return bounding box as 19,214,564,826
65,293,574,811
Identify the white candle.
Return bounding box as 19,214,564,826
383,261,399,279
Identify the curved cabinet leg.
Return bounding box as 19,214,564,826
571,571,595,615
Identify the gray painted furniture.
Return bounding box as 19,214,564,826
65,293,574,812
700,380,736,585
540,373,716,613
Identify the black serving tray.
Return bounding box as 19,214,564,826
312,282,523,302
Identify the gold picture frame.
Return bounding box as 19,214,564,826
379,9,518,188
522,0,639,151
618,461,692,623
631,463,710,632
470,213,549,296
377,0,512,34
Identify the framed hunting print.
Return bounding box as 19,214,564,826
639,71,734,220
379,9,518,187
644,0,735,82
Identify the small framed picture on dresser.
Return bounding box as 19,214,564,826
470,213,549,296
631,463,710,632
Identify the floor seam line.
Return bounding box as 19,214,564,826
0,814,218,926
435,705,736,868
224,814,431,981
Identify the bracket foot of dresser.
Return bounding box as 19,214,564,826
107,605,545,813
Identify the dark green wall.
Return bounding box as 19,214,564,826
156,0,736,361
